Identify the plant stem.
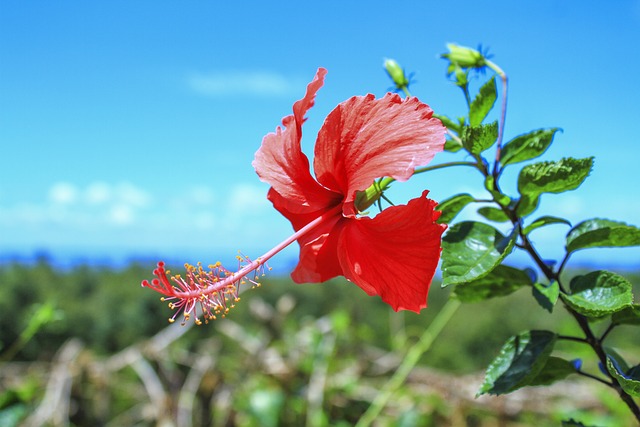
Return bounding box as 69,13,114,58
486,60,508,178
355,299,461,427
518,226,640,420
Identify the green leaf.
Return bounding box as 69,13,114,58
478,330,557,395
528,356,576,386
523,215,572,235
517,157,594,201
566,218,640,254
444,138,463,152
605,349,640,397
462,121,499,155
515,194,540,218
500,128,560,166
469,77,497,127
561,420,594,427
436,193,475,224
433,113,462,134
532,281,560,313
561,271,633,318
477,206,509,223
484,175,511,207
611,305,640,326
453,264,532,303
441,221,517,287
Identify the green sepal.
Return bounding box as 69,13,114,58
500,128,560,166
478,330,557,396
611,305,640,326
560,271,633,318
462,121,499,155
605,348,640,397
517,157,594,200
532,281,560,313
469,77,497,127
565,218,640,254
477,206,509,223
441,221,517,287
523,215,572,235
452,264,532,303
436,193,475,224
527,356,577,387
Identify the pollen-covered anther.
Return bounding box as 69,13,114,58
142,255,271,325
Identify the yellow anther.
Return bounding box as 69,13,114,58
168,318,175,323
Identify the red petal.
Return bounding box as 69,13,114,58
337,191,447,312
290,215,344,283
253,68,337,214
313,94,446,215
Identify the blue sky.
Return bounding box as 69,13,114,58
1,0,639,270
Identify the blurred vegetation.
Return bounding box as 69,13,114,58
0,258,638,426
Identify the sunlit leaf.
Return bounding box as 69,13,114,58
436,193,475,224
484,175,511,207
444,138,463,152
469,77,497,127
478,330,557,395
561,271,633,318
462,121,499,155
477,206,509,223
523,215,571,235
453,264,532,303
566,218,640,254
433,113,463,134
605,349,640,397
517,157,593,200
500,128,560,166
532,281,560,313
441,221,517,287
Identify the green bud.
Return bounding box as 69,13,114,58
383,58,409,91
442,43,486,70
354,177,394,213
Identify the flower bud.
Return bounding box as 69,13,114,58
441,43,486,69
384,58,410,91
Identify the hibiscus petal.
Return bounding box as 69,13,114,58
290,215,344,283
337,191,447,312
253,68,337,214
313,94,446,214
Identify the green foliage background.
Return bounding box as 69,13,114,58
1,259,638,426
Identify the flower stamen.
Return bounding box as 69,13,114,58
141,256,271,325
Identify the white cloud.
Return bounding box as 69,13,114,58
187,70,303,97
109,204,135,226
227,183,269,214
115,182,151,208
49,182,78,204
85,182,112,205
186,185,215,206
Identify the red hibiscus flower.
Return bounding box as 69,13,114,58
142,68,446,324
253,68,446,312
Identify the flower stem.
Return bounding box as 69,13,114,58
175,204,343,301
355,299,461,427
